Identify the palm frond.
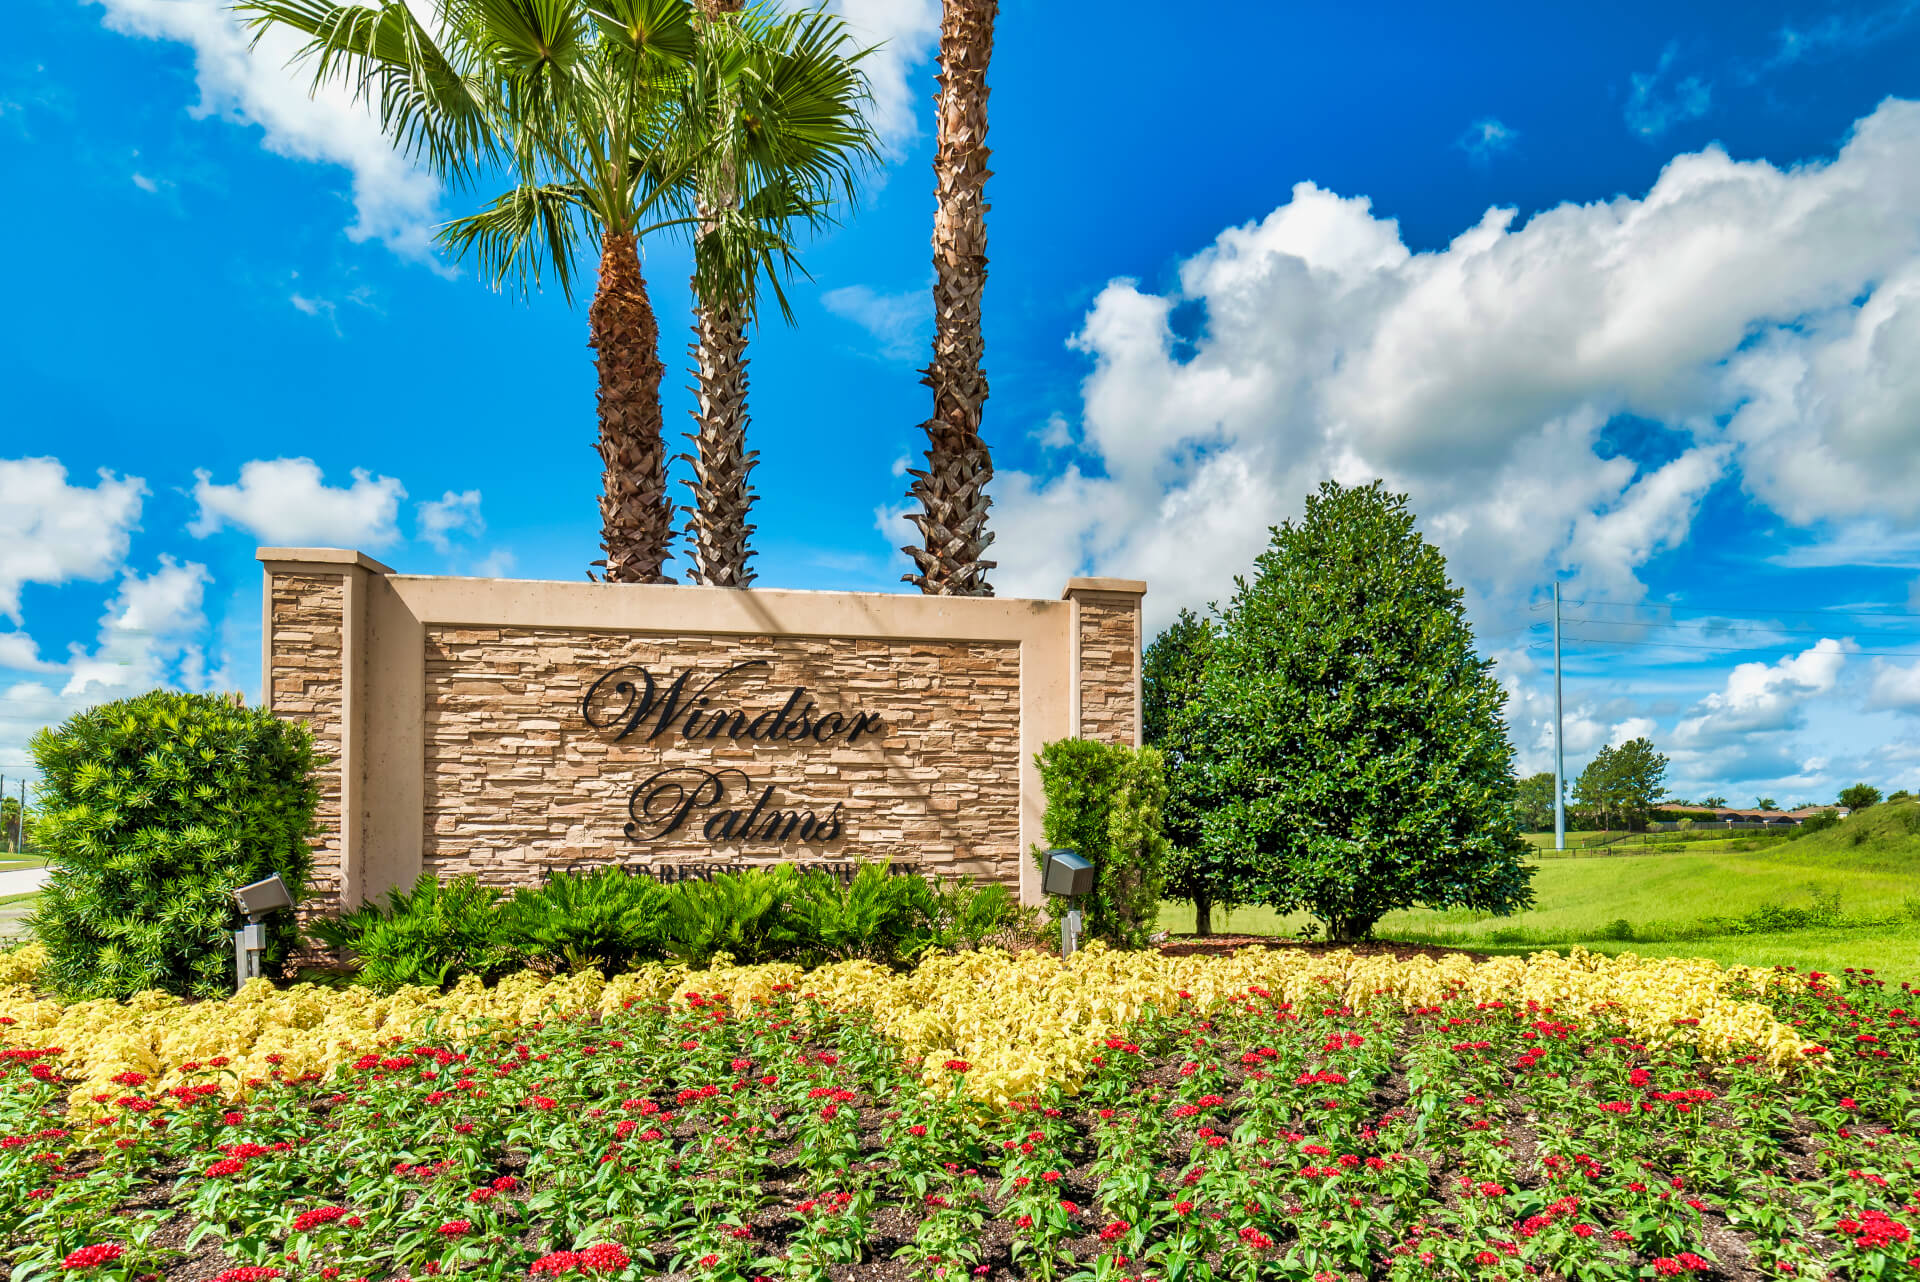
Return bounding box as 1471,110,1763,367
437,181,592,301
672,1,879,317
236,0,498,183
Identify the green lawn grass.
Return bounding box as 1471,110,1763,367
1162,799,1920,983
1520,829,1795,856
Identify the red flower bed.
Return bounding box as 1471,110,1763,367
1,971,1916,1281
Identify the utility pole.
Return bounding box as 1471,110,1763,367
1553,581,1566,852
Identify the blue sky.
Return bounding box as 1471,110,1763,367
7,0,1920,804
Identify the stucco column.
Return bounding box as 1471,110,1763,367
1062,578,1147,748
259,548,393,908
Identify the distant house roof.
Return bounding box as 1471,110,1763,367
1662,804,1848,822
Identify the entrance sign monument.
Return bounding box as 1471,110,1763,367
259,549,1145,909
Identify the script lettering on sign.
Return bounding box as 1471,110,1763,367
580,662,881,847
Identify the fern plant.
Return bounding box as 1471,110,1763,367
665,865,804,967
788,864,939,967
306,875,517,993
502,866,671,974
924,876,1025,952
28,690,319,999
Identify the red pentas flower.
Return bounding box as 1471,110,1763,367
205,1158,247,1178
292,1207,347,1233
437,1220,472,1237
62,1245,124,1270
210,1269,282,1282
943,1060,970,1073
577,1244,629,1273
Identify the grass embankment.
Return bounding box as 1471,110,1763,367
1163,798,1920,981
1521,828,1795,856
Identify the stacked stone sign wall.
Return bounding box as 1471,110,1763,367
266,573,347,902
258,549,1145,908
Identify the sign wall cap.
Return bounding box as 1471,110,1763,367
1062,577,1146,598
256,547,395,574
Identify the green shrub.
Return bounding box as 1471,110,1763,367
313,861,1027,985
28,690,320,999
1187,481,1534,942
307,875,519,992
787,864,936,966
1144,609,1238,934
926,876,1029,951
1033,739,1170,949
665,865,804,967
1791,809,1840,839
503,866,672,974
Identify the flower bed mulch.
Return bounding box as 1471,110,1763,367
2,969,1915,1282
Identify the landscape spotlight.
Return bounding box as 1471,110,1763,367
232,873,293,920
1041,848,1094,898
229,872,293,993
1041,848,1094,958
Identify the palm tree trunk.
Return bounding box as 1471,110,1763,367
683,0,757,588
903,0,997,598
589,229,675,584
683,293,759,586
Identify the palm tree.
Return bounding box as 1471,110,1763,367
679,3,877,587
240,0,720,583
902,0,998,597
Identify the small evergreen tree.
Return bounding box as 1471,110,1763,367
29,691,320,999
1838,782,1882,811
1033,740,1170,948
1143,608,1232,934
1573,745,1620,831
0,796,20,853
1513,772,1558,833
1608,737,1668,830
1191,480,1532,942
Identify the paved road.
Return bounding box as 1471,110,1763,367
0,866,48,898
0,866,46,942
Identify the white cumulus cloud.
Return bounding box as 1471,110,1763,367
822,284,931,361
989,99,1920,633
190,457,406,549
84,0,442,255
1868,659,1920,714
814,0,940,152
1673,639,1852,747
0,458,146,624
0,557,226,776
1625,46,1712,138
416,490,485,554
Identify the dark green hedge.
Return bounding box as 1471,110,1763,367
29,691,320,999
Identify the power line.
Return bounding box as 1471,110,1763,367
1538,596,1920,622
1540,633,1920,658
1558,615,1920,639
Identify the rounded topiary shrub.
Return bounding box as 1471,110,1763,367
28,690,321,999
